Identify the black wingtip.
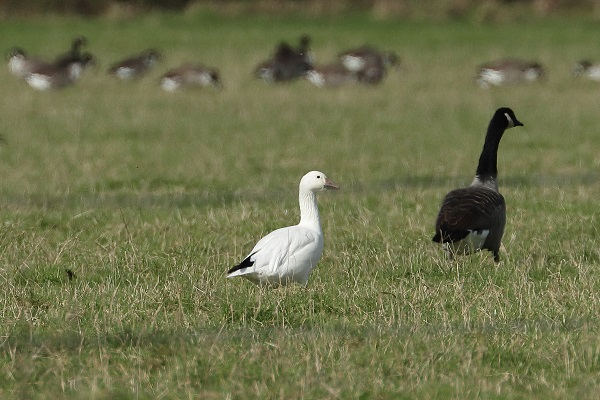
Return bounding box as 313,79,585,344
227,252,255,274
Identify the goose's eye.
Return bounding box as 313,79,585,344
316,175,321,179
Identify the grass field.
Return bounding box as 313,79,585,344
1,8,600,399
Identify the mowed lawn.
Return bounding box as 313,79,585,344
1,9,600,399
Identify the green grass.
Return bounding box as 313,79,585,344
1,9,600,399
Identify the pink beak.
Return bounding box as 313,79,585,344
324,178,339,190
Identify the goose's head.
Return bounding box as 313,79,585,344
7,47,26,61
300,171,339,192
71,36,88,52
143,49,162,65
80,53,96,67
573,60,592,77
383,52,400,68
209,70,223,88
494,107,523,129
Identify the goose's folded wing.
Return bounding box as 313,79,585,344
433,188,505,243
228,226,320,274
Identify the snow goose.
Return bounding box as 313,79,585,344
432,107,523,262
227,171,339,287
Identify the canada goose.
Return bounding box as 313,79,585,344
572,60,600,81
476,59,545,88
108,49,162,80
159,64,222,91
306,63,357,87
227,171,339,287
6,48,48,79
254,35,313,83
338,46,399,84
25,53,95,90
432,107,523,262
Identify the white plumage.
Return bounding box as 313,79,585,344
227,171,339,287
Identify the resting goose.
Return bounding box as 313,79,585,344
433,107,523,262
160,64,222,91
108,49,162,80
338,46,399,84
476,59,545,88
227,171,339,287
306,63,358,87
7,48,48,79
25,53,95,90
254,35,313,83
572,60,600,82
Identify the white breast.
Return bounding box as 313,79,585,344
585,66,600,81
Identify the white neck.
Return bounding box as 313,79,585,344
298,189,321,232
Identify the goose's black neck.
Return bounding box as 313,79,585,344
475,115,507,182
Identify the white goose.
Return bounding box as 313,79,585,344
227,171,339,287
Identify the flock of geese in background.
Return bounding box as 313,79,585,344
7,34,600,91
4,34,592,287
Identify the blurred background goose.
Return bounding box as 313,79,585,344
25,53,94,90
306,63,357,87
254,35,313,83
338,46,399,84
160,63,222,91
108,49,162,80
7,48,48,79
572,60,600,81
432,107,523,262
476,59,545,88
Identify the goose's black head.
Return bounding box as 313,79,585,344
475,107,524,182
298,35,311,53
494,107,523,130
7,47,26,60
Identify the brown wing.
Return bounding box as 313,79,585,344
433,187,505,243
